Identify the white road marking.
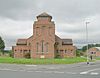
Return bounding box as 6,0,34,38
0,68,78,75
0,68,18,71
90,72,99,75
0,68,77,75
43,71,77,74
80,68,100,75
0,68,19,72
80,72,88,74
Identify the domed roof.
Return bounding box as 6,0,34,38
37,12,52,18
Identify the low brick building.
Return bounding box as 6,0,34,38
88,47,100,57
12,12,76,59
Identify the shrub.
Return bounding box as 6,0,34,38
24,53,31,59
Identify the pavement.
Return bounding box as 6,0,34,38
0,61,100,78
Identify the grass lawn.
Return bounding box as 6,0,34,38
0,57,87,64
95,57,100,60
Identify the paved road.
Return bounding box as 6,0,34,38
0,61,100,78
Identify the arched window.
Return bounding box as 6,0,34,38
65,50,67,53
36,27,39,36
46,43,48,53
41,40,44,54
36,42,39,53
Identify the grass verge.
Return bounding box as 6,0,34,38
0,57,87,64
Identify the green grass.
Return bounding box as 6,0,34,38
95,57,100,60
0,57,87,64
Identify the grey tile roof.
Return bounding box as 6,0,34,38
17,39,27,45
55,35,73,45
62,39,73,45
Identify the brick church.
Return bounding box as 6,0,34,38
12,12,76,59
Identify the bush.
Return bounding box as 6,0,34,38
24,53,31,59
76,50,84,57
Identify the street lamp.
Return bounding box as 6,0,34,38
86,21,90,65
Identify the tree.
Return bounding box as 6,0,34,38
0,36,5,54
82,44,100,52
76,49,84,56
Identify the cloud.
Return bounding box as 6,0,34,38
0,0,100,21
0,0,100,49
0,18,33,49
0,0,39,20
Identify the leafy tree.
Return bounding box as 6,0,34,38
82,46,87,52
76,49,84,56
76,50,81,56
95,44,100,47
82,44,100,52
0,36,5,54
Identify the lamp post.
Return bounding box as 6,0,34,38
86,22,90,64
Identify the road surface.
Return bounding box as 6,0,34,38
0,61,100,78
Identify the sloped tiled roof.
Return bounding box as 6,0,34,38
17,39,27,45
62,39,73,45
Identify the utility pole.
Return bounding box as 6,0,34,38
86,22,90,65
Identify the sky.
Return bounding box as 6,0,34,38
0,0,100,50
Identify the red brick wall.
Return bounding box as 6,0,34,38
88,48,100,57
31,17,55,58
13,46,31,58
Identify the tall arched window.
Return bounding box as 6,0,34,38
36,27,39,36
41,40,44,54
36,42,39,53
46,43,48,53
